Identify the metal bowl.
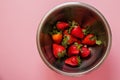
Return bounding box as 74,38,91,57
36,2,112,76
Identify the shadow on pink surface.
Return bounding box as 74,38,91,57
0,77,3,80
40,51,113,80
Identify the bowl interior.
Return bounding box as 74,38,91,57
38,4,109,73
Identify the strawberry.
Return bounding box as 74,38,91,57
56,22,69,31
63,30,69,35
62,34,77,47
68,42,82,57
65,56,81,66
53,44,66,58
70,26,84,39
82,34,96,45
52,32,62,44
76,40,81,44
80,46,91,58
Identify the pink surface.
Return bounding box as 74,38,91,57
0,0,119,80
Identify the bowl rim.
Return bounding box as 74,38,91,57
36,2,112,76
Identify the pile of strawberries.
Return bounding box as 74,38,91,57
50,21,102,67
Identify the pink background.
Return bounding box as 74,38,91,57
0,0,119,80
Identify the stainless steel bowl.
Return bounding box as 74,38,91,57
36,2,112,76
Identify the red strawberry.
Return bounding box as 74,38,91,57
62,34,77,47
63,30,69,35
53,44,66,58
82,34,96,45
67,35,77,44
76,40,81,44
71,26,84,39
68,42,82,57
65,56,81,66
56,22,69,31
52,32,62,44
80,46,91,58
63,30,78,45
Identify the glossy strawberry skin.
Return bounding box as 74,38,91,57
68,42,82,57
71,26,84,39
65,56,81,66
68,45,79,57
80,47,91,58
63,30,69,35
63,30,78,45
62,34,78,47
52,33,62,44
68,35,78,44
56,22,69,31
53,44,66,58
82,34,96,45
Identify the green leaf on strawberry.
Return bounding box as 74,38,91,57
61,35,69,48
62,34,77,48
68,21,78,34
96,40,102,45
74,42,83,50
77,56,81,66
58,50,66,58
82,29,87,35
